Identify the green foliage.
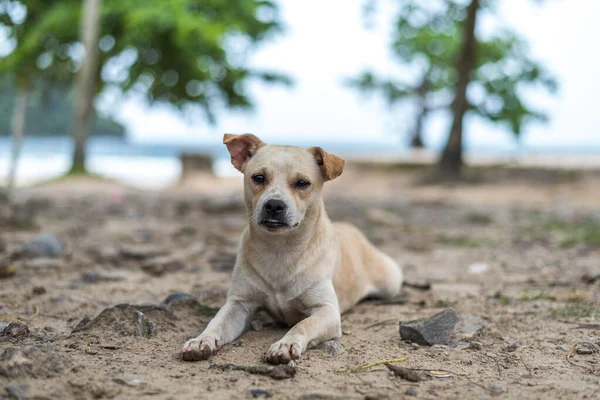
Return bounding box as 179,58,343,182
349,0,557,142
0,0,290,122
0,79,125,136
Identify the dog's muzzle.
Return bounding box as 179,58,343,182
260,199,290,230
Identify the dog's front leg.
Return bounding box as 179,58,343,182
267,283,341,364
182,296,258,361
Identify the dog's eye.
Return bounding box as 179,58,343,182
295,179,310,188
252,174,265,184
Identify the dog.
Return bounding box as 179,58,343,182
182,134,403,364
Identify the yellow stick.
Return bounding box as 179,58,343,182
336,357,408,375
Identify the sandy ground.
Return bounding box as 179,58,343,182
1,167,599,400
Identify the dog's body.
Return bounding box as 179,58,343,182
182,135,403,364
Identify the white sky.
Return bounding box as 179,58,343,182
115,0,600,150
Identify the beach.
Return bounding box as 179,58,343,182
1,164,599,399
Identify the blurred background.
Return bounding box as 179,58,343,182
0,0,599,190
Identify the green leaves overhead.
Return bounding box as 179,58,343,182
0,0,290,123
349,0,557,139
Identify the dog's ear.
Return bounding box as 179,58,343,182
223,133,265,171
308,147,346,181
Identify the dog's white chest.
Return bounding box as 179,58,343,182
264,292,306,326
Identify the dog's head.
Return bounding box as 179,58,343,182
224,134,346,234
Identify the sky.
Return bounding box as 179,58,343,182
113,0,600,150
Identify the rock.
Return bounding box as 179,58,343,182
317,340,342,357
32,286,46,295
72,304,172,338
249,389,273,398
505,342,520,352
141,256,185,276
405,387,417,396
490,385,503,395
399,308,459,346
81,271,125,284
119,244,166,260
575,342,599,355
20,233,63,258
0,345,68,378
72,294,217,338
469,341,483,351
0,322,29,340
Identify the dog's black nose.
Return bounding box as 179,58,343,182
264,199,286,216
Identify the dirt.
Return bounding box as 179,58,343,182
1,167,599,400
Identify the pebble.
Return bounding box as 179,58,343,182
20,233,63,258
249,389,273,398
406,386,418,396
399,308,459,346
0,322,29,339
505,342,520,352
490,385,503,394
469,341,483,351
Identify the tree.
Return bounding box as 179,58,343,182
1,0,290,175
0,0,77,195
349,0,557,174
70,0,102,174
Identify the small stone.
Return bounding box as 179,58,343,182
406,386,417,396
576,342,599,355
490,385,503,394
113,376,143,387
81,271,125,284
249,389,272,398
32,286,46,295
1,322,29,339
399,308,459,346
317,340,341,357
20,233,63,258
485,352,498,359
4,384,29,399
469,341,483,351
22,258,64,270
505,342,520,352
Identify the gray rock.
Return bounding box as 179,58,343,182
4,384,30,399
505,342,520,352
250,389,273,398
20,233,62,258
406,386,417,396
317,340,342,357
72,304,172,338
0,322,29,340
399,308,459,346
81,271,125,284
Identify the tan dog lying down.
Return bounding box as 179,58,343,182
182,134,403,364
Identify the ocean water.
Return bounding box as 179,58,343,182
1,136,599,189
0,136,411,188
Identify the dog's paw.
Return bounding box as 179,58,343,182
181,335,221,361
266,339,302,364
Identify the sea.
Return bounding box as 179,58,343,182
0,136,415,189
0,136,598,189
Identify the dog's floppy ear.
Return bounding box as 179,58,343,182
308,146,346,181
223,133,265,171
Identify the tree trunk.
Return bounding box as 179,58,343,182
69,0,102,175
6,87,29,198
438,0,479,176
410,109,425,149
